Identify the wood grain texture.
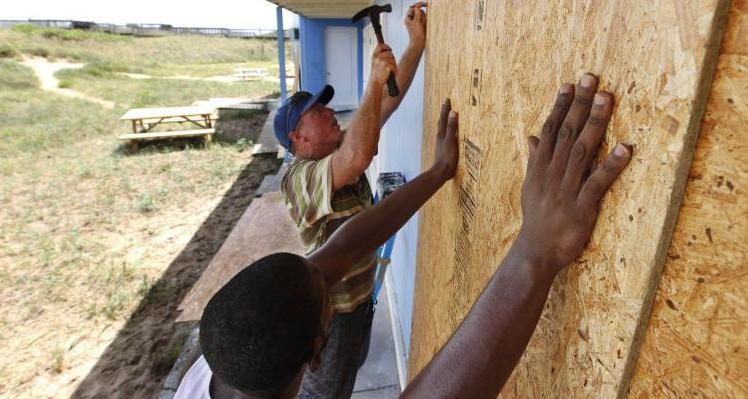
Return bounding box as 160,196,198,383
408,1,730,397
629,1,748,397
177,191,305,322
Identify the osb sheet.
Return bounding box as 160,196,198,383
629,1,748,397
408,1,730,397
177,191,305,322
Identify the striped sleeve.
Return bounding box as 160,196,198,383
282,154,335,229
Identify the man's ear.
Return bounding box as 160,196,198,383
289,130,304,150
288,130,300,141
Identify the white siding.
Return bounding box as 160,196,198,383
364,0,426,381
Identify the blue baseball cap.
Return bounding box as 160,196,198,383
273,85,335,149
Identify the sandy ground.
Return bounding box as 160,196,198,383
2,55,280,398
0,152,279,399
21,57,116,109
68,156,279,399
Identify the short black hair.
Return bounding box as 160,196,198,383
200,252,323,395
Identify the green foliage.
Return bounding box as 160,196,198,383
12,24,130,43
0,43,20,59
56,68,276,108
27,47,51,58
0,60,37,90
1,26,285,67
136,193,157,213
50,347,65,373
0,27,279,394
82,60,138,77
0,86,120,156
11,24,36,34
57,78,72,88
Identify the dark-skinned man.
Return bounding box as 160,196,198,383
174,73,632,399
272,3,428,397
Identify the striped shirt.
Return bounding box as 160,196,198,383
281,154,376,313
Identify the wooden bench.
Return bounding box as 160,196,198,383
118,128,215,151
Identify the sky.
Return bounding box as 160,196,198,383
2,0,297,30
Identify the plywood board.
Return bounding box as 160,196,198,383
408,1,730,397
177,191,305,322
629,1,748,396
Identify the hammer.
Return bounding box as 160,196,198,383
352,4,399,97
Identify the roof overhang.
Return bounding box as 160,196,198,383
266,1,372,19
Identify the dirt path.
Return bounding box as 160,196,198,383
21,57,116,109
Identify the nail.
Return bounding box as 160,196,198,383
594,93,607,105
580,74,595,88
614,143,629,157
559,84,572,94
449,110,457,118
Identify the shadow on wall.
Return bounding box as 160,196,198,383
70,154,281,399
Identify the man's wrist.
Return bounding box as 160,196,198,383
426,164,451,185
507,235,559,284
366,77,386,94
407,39,425,53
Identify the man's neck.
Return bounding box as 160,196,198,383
209,376,299,399
209,376,252,399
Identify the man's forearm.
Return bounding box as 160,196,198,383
311,167,446,285
338,78,384,169
402,243,557,399
380,43,424,126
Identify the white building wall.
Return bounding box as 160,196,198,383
363,0,426,383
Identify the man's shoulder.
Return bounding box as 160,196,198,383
282,155,331,180
174,356,212,399
281,155,335,208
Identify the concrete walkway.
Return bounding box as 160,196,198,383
352,288,401,398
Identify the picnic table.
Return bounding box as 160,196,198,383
118,105,216,151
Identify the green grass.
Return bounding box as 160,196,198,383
55,68,278,108
0,57,257,321
0,59,38,90
0,31,277,395
2,25,291,77
0,62,120,156
149,60,281,78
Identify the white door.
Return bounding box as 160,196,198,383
324,26,358,110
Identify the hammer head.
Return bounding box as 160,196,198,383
351,4,392,24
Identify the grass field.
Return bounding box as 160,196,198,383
0,26,283,398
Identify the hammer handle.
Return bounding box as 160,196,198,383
372,22,399,97
386,72,399,97
375,28,385,44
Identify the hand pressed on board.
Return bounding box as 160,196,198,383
370,43,398,87
516,73,632,275
431,99,459,181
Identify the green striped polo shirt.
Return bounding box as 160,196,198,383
281,154,376,313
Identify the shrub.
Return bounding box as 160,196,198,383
0,44,20,59
0,61,38,90
28,47,51,58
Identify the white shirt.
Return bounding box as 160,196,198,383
174,355,212,399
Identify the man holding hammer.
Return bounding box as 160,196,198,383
272,3,427,398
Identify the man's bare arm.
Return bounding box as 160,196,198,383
331,3,428,190
331,44,394,191
380,2,427,126
312,100,458,286
402,75,632,398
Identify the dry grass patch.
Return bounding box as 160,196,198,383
0,32,280,396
